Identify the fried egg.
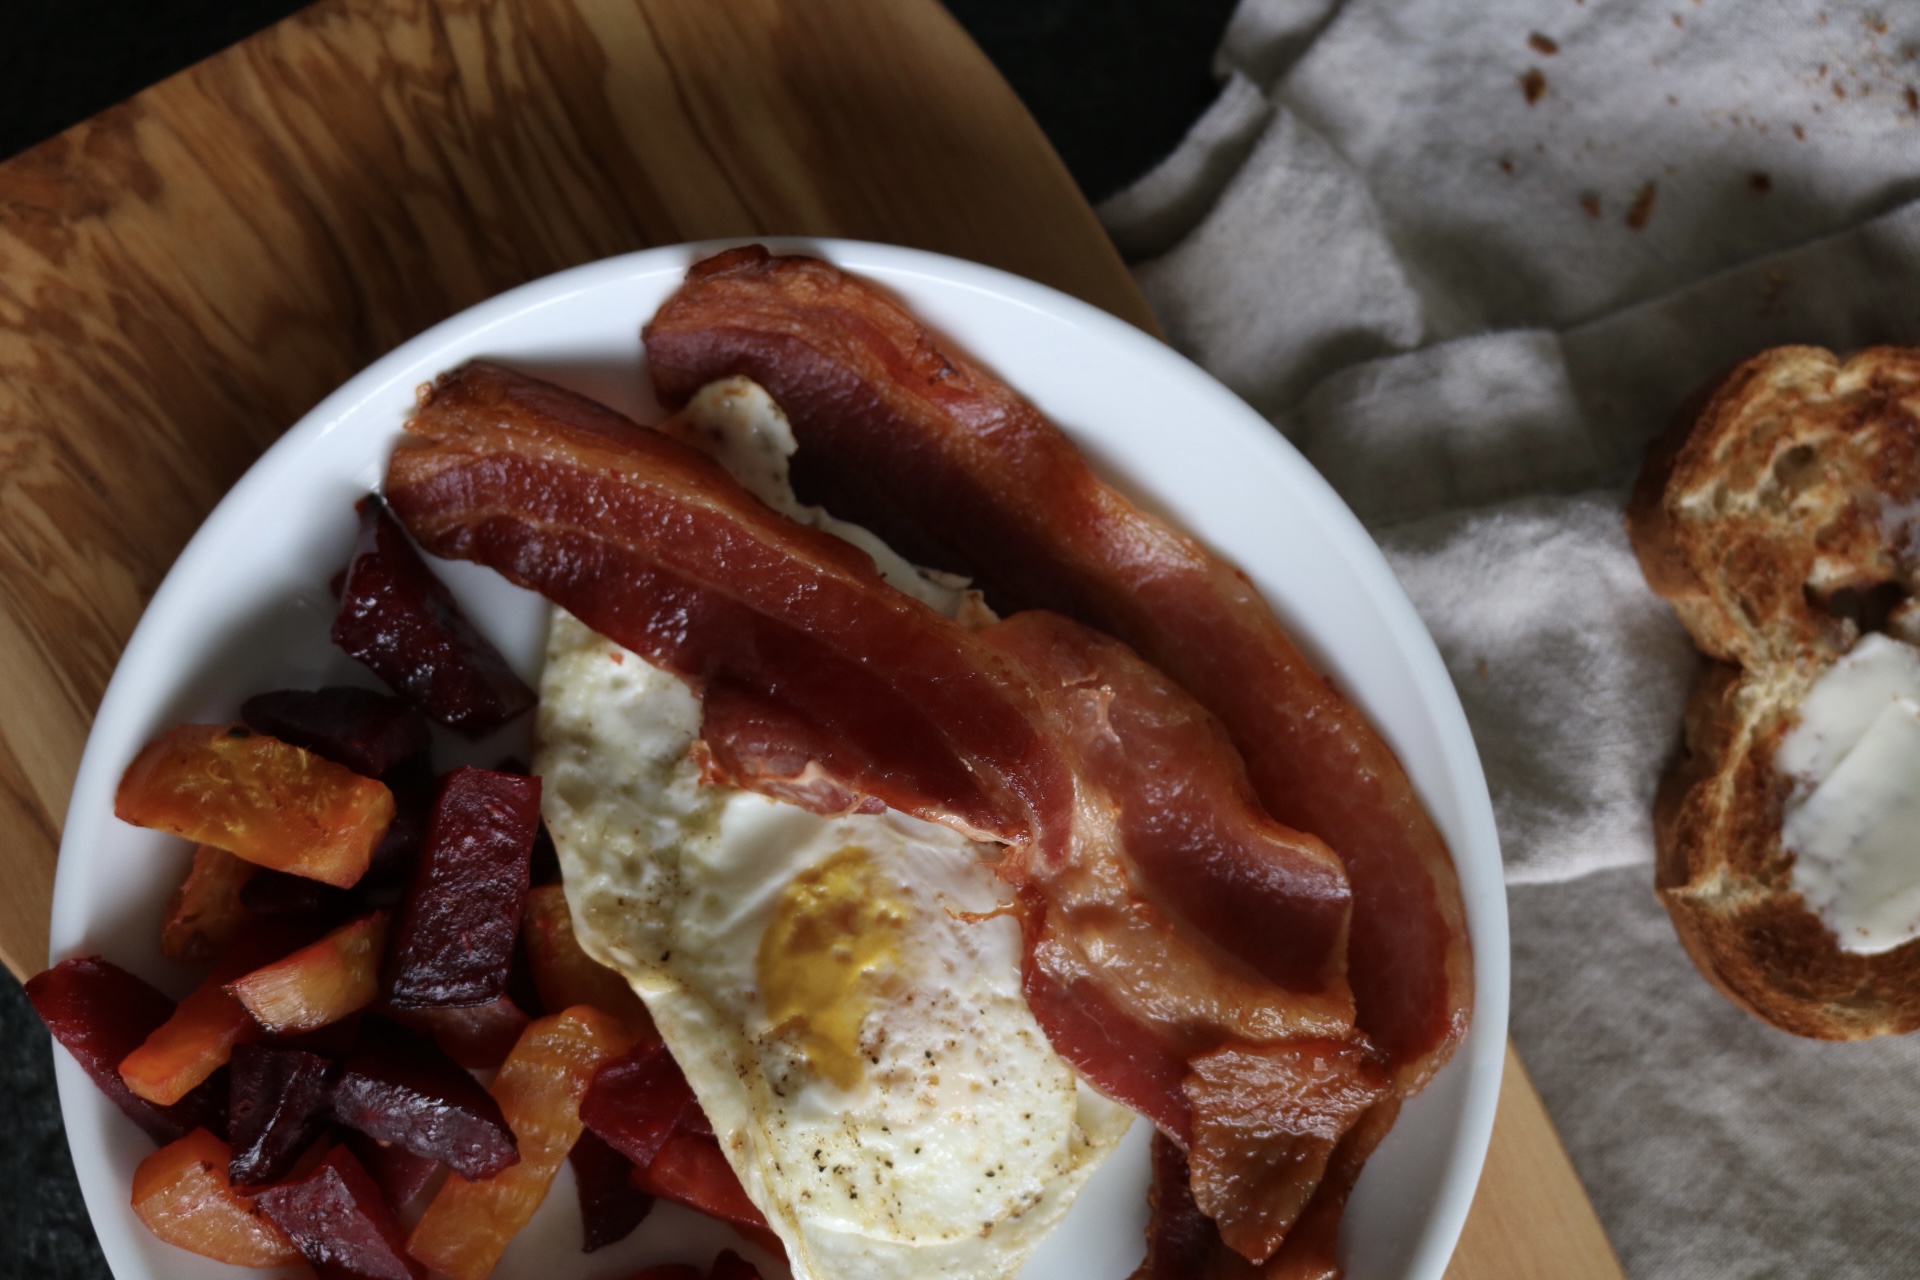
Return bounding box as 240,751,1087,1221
534,380,1131,1279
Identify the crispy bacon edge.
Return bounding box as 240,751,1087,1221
384,364,1377,1230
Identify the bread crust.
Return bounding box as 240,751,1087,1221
1628,345,1920,1039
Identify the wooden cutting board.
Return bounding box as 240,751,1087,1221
0,2,1623,1276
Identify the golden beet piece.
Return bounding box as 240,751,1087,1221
160,845,255,963
119,958,265,1106
130,1128,301,1267
116,724,395,888
408,1006,635,1280
227,911,389,1036
521,886,655,1041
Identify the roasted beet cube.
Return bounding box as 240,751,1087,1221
331,1020,518,1180
344,1131,442,1211
359,756,437,906
241,686,431,778
119,963,265,1107
710,1250,765,1280
386,768,539,1009
160,845,255,964
407,1007,635,1280
522,885,654,1040
253,1145,425,1280
26,957,226,1143
226,1044,334,1187
580,1042,697,1171
132,1128,302,1267
332,494,534,737
227,911,388,1036
115,724,394,888
570,1128,652,1252
382,995,531,1070
633,1131,778,1255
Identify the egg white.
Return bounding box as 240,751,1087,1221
534,381,1131,1280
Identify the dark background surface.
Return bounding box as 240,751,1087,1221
0,1,1234,1276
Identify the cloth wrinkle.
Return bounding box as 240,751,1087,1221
1100,0,1920,1274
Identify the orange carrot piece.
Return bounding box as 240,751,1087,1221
116,723,394,888
119,957,265,1106
408,1006,635,1280
227,911,389,1036
160,845,256,964
130,1128,302,1267
521,885,656,1041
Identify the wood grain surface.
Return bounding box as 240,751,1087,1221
0,1,1621,1277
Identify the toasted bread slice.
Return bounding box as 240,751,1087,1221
1628,345,1920,1039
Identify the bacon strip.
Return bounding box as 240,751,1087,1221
386,364,1367,1191
643,246,1471,1095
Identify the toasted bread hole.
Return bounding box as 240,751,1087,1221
1768,444,1820,505
1805,580,1910,635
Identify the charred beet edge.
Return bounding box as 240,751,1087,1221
329,1019,519,1180
331,494,534,738
569,1128,653,1252
226,1044,335,1187
27,957,228,1143
359,756,437,909
385,767,539,1009
240,687,431,778
252,1145,425,1280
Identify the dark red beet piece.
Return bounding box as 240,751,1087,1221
331,494,534,738
240,687,431,778
26,956,227,1143
580,1042,698,1170
570,1128,652,1252
227,1044,335,1186
493,757,559,886
356,757,436,909
380,995,530,1070
252,1145,424,1280
330,1020,518,1180
710,1250,764,1280
624,1268,700,1280
632,1131,779,1255
386,767,539,1009
344,1131,442,1211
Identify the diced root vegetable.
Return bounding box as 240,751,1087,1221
383,995,531,1070
241,686,431,778
331,1019,520,1180
226,1045,335,1187
26,956,225,1143
408,1006,635,1280
634,1131,780,1256
120,961,266,1107
386,768,539,1009
115,723,394,888
580,1042,696,1170
160,846,255,964
522,885,656,1041
345,1131,443,1211
254,1145,425,1280
227,911,388,1035
130,1129,301,1267
569,1128,652,1252
331,494,535,738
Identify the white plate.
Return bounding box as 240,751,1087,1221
50,239,1509,1280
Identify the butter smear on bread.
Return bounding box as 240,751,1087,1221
1777,633,1920,955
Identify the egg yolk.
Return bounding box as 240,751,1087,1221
758,846,907,1088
